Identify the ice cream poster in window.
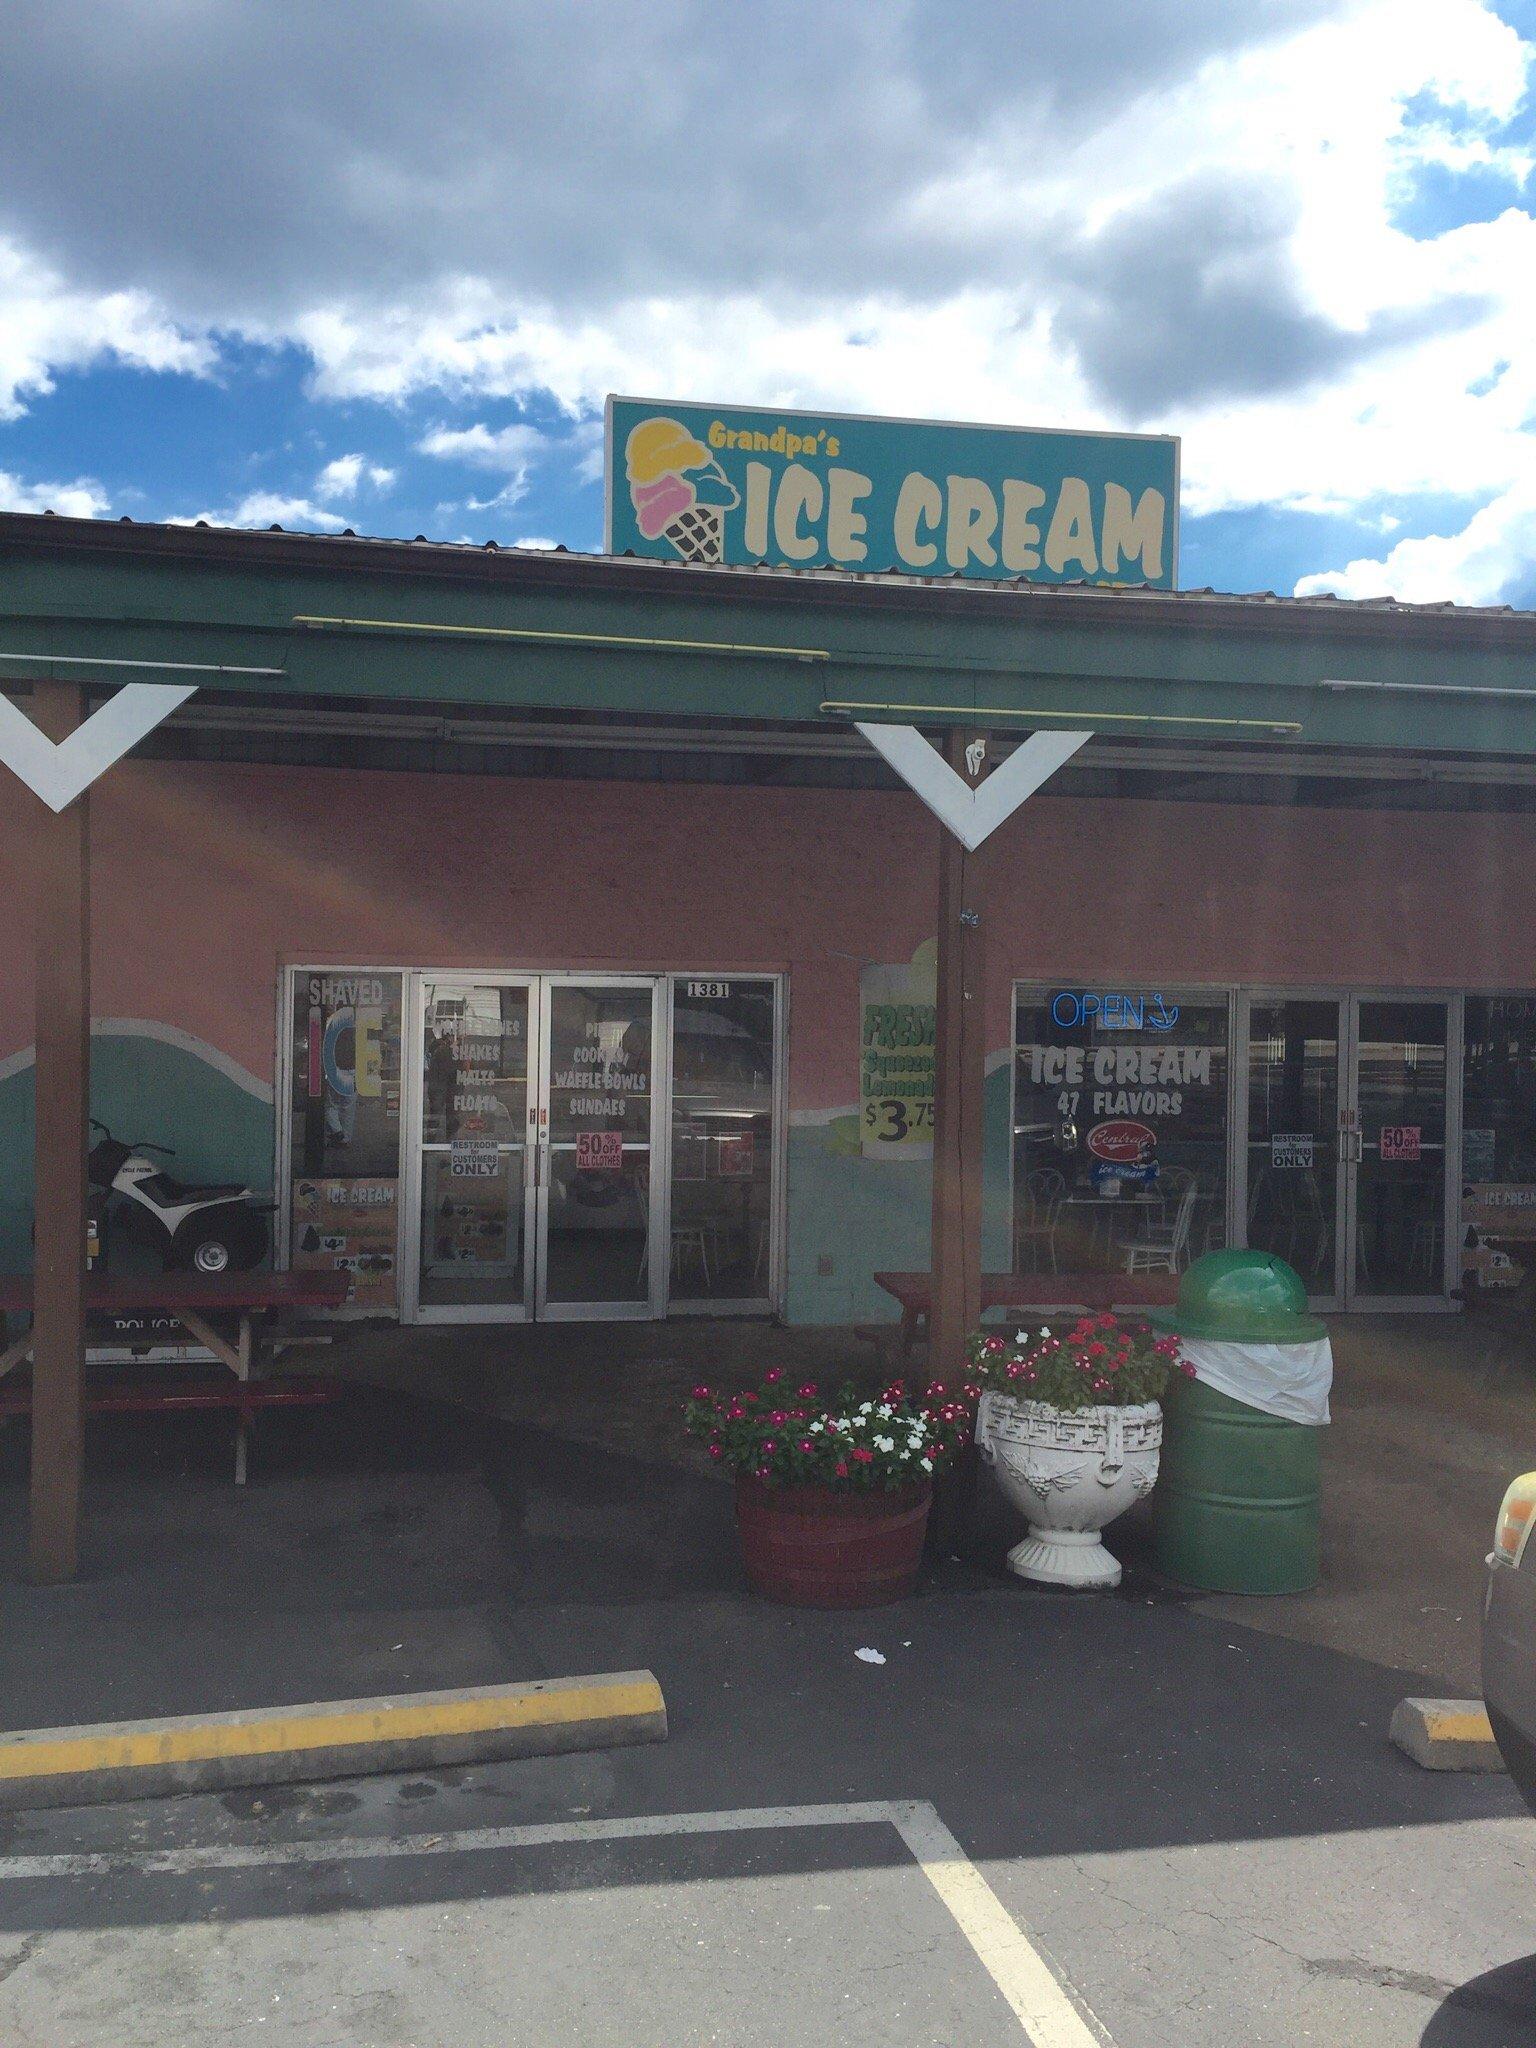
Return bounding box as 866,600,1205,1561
625,416,740,563
291,1176,399,1311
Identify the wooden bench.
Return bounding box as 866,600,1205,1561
0,1270,349,1481
0,1369,341,1477
871,1269,1182,1363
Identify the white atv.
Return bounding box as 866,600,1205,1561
87,1119,271,1274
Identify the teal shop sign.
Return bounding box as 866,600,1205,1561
604,395,1178,586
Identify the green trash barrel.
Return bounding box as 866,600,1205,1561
1153,1375,1321,1594
1148,1249,1327,1596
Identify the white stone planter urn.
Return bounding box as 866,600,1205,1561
976,1392,1163,1589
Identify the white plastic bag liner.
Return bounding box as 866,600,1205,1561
1180,1336,1333,1426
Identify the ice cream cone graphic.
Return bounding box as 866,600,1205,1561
658,502,726,563
625,415,739,563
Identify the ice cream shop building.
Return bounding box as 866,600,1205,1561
8,395,1536,1400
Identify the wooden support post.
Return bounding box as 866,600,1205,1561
27,681,90,1584
926,728,988,1396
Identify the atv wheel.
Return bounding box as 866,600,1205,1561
170,1209,268,1275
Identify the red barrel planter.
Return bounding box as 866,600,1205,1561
734,1476,932,1607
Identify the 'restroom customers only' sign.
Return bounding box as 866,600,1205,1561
604,396,1178,586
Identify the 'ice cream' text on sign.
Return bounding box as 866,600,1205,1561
606,397,1178,586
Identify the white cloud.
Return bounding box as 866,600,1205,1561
275,1,1534,535
313,452,396,499
417,420,547,509
0,468,109,519
184,490,348,532
1296,478,1536,604
314,453,363,498
571,418,606,486
308,289,1091,459
0,235,211,420
513,535,558,550
416,421,546,469
0,0,1532,553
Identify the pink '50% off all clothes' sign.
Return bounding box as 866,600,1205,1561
1379,1125,1422,1162
576,1130,625,1170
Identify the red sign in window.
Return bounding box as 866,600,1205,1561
718,1132,755,1178
1087,1119,1157,1165
576,1130,624,1171
1379,1125,1422,1162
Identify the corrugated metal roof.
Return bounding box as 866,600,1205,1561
4,505,1534,627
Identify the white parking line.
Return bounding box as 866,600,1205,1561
890,1803,1108,2048
0,1799,1107,2047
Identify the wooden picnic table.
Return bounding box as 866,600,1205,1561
0,1270,349,1481
872,1269,1181,1361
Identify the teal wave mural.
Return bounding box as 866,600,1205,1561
784,1062,1014,1325
0,1028,273,1276
1,1027,1016,1329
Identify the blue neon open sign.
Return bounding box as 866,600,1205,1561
1050,991,1180,1032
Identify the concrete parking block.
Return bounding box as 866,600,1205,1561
1389,1696,1506,1772
0,1670,667,1811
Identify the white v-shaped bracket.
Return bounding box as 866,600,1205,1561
0,683,196,811
855,722,1092,850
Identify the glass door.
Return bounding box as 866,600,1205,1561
1244,997,1344,1307
1346,996,1452,1306
535,977,663,1321
400,969,783,1323
1240,992,1454,1308
409,975,536,1322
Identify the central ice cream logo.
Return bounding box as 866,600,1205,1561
625,416,740,563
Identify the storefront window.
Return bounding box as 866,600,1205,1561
1013,985,1229,1275
669,978,777,1303
287,969,404,1309
1461,996,1536,1294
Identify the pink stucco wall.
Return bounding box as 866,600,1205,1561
3,759,1533,1105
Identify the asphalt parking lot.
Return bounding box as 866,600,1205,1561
0,1386,1533,2045
0,1800,1067,2047
0,1695,1532,2048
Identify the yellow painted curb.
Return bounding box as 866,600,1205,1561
0,1678,662,1783
1416,1705,1495,1746
0,1672,668,1810
1389,1696,1505,1772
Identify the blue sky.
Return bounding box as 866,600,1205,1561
0,1,1532,604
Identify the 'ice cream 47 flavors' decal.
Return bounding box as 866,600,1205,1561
625,415,740,564
605,395,1178,585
